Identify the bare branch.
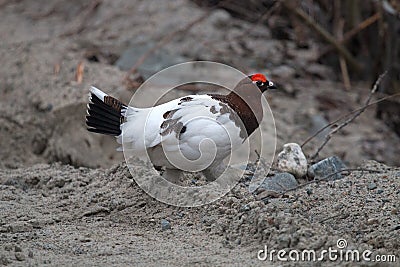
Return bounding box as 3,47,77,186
309,71,388,160
301,91,400,148
282,1,363,71
274,168,384,198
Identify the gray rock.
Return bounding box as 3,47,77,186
115,43,188,79
307,156,347,181
208,10,231,27
276,143,308,178
161,219,171,230
366,218,379,225
241,204,251,211
15,252,25,261
367,182,377,190
250,173,299,195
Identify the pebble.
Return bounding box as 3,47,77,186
367,182,377,190
14,245,22,252
15,252,25,261
241,204,251,212
276,143,307,178
376,188,384,194
277,235,291,247
161,219,171,230
252,173,299,195
208,9,231,27
306,188,313,196
366,218,379,225
307,156,347,180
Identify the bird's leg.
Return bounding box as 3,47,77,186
203,161,227,181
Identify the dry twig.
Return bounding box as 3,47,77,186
75,61,85,84
334,1,351,90
282,1,363,71
309,71,387,160
318,13,380,58
301,91,400,148
275,168,384,198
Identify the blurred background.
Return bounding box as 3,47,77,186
0,0,399,169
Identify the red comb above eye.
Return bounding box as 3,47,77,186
251,73,267,83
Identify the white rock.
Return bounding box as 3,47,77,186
276,143,307,178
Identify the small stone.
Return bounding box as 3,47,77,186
201,216,216,226
276,143,307,178
366,218,379,225
252,173,299,196
28,250,34,258
14,245,22,252
277,235,291,248
15,252,25,261
307,156,347,181
161,219,171,230
241,204,251,211
208,10,231,27
376,188,384,194
367,182,377,190
306,188,313,195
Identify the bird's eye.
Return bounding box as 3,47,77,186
269,81,274,87
256,81,264,87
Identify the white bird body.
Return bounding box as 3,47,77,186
86,74,275,181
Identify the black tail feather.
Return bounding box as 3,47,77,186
87,127,121,135
86,111,120,127
86,92,126,136
88,103,120,122
90,94,121,117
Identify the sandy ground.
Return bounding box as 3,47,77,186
0,0,399,266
